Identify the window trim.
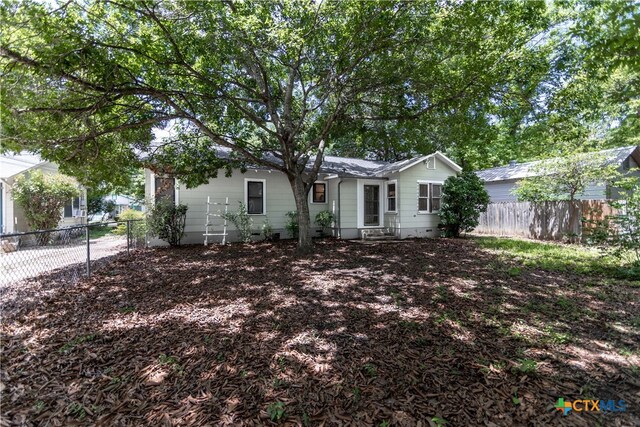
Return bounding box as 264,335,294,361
417,180,444,214
244,178,266,215
310,181,328,204
385,180,397,213
430,182,443,213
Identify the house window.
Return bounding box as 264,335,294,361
418,183,429,212
312,182,326,203
155,177,176,204
386,182,396,212
64,197,81,218
431,184,442,212
246,180,265,214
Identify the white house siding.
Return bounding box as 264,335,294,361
146,169,335,245
330,179,359,239
396,158,458,239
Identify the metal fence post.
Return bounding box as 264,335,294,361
86,225,91,277
127,220,131,255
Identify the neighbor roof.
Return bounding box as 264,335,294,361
476,145,640,183
0,152,47,180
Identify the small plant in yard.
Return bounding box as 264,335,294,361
285,211,299,239
67,402,87,420
158,354,184,374
431,416,447,427
314,210,335,237
362,363,377,378
119,305,136,314
512,392,521,405
147,200,188,246
352,386,361,402
33,400,46,413
59,334,96,353
379,421,390,427
261,217,274,241
223,202,253,243
267,401,286,422
277,356,287,372
514,359,538,374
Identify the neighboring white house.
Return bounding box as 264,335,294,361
144,151,462,244
475,145,640,203
0,152,87,234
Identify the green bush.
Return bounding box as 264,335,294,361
584,177,640,275
222,202,253,243
315,210,335,236
147,201,188,246
261,217,274,241
439,171,490,238
285,211,299,239
113,209,146,238
11,170,79,232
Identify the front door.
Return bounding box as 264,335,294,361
363,184,380,226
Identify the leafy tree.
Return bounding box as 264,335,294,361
0,0,552,250
585,177,640,275
147,201,188,246
11,170,79,233
439,171,489,238
513,152,620,202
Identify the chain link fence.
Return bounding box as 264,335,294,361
0,220,147,286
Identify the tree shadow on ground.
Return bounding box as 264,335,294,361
1,239,638,426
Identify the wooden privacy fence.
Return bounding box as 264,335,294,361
475,200,620,241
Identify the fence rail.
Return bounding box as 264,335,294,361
475,200,620,241
0,220,146,286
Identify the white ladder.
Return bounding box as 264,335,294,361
203,196,229,245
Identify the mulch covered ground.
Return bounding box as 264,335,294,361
1,238,639,426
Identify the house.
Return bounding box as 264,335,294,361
0,152,87,234
475,145,640,203
106,194,144,216
144,150,462,244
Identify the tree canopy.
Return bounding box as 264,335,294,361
1,0,555,248
2,1,637,248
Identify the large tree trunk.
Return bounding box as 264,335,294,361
289,174,313,251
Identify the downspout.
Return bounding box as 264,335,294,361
337,179,343,239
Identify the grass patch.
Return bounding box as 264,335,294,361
88,225,113,239
474,236,631,280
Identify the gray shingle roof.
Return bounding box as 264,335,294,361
475,145,639,183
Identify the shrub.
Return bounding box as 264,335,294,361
285,211,299,238
147,201,188,246
112,209,146,238
315,210,335,236
439,171,490,238
222,202,253,243
11,170,80,233
585,177,640,272
261,217,274,241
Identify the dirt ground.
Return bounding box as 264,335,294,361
1,238,638,426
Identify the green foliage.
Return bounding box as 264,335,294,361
87,192,105,216
0,0,557,249
261,217,274,241
314,210,335,236
223,202,253,243
513,152,621,202
474,236,632,280
285,211,299,239
147,201,188,246
11,170,79,232
514,359,538,374
439,171,489,237
112,209,146,238
59,334,96,354
585,177,640,271
267,402,286,422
